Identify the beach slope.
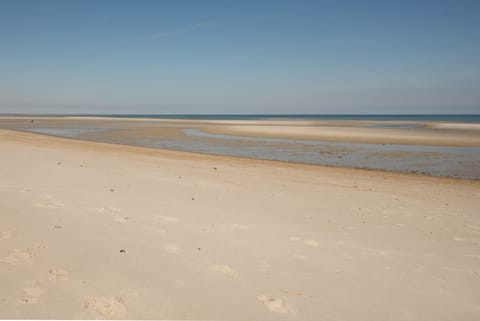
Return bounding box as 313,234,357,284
1,129,479,320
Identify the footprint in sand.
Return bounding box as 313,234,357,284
0,247,40,265
257,294,291,314
18,285,46,305
84,296,126,318
209,264,239,278
18,297,38,305
48,267,69,281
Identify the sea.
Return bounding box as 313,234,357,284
17,114,480,122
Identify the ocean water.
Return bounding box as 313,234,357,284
38,114,480,122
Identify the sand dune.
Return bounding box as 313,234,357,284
1,129,480,320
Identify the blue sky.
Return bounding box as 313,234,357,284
1,0,479,114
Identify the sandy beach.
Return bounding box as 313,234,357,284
1,128,480,320
3,0,480,319
2,116,480,147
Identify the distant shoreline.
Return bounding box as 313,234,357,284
1,113,480,122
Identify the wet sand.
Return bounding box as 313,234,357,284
1,129,480,320
1,116,479,179
1,116,480,147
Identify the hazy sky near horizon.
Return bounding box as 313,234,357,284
1,0,479,114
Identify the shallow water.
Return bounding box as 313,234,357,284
177,129,480,179
13,126,480,179
22,127,109,137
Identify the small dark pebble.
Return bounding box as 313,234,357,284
213,167,217,170
178,176,182,179
197,247,201,251
191,197,195,200
119,249,126,254
57,162,62,165
110,189,115,192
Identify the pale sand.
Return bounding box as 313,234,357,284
2,116,480,147
1,129,480,320
202,123,480,147
427,122,480,131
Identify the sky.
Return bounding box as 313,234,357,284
1,0,479,114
